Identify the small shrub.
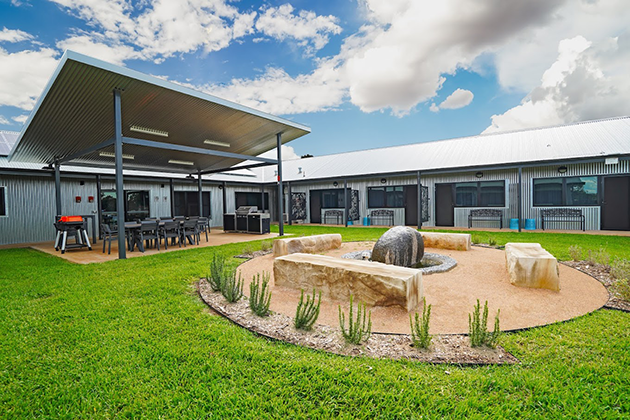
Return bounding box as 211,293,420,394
468,299,501,348
339,295,372,345
208,254,225,292
610,258,630,280
241,243,255,256
260,240,273,252
471,234,481,245
249,271,272,317
487,237,497,247
613,278,630,301
294,289,321,331
568,245,583,261
409,298,432,349
221,269,244,303
585,247,610,266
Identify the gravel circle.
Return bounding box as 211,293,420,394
341,250,457,275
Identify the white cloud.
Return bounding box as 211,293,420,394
0,46,59,109
12,114,28,124
49,0,255,62
0,115,9,125
0,27,34,43
432,88,474,112
255,4,342,56
343,0,566,115
57,34,142,65
484,33,630,133
493,0,630,93
204,58,346,115
258,145,300,161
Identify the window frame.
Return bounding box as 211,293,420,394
0,186,6,217
532,176,600,207
452,180,506,208
367,185,405,209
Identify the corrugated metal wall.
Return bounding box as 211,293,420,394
0,174,276,245
286,161,630,231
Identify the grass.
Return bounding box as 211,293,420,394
0,226,629,418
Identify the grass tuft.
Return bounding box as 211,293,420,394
294,289,321,331
339,295,372,345
249,271,272,317
221,269,244,303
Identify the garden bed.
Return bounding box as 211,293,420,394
198,278,518,365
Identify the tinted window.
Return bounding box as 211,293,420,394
566,176,598,206
479,181,505,206
455,182,478,207
533,178,563,206
0,186,5,216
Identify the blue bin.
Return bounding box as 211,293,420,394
525,219,536,230
363,217,371,226
509,218,519,230
347,220,353,226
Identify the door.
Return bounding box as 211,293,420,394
435,184,454,226
602,176,630,230
404,185,418,226
310,190,322,223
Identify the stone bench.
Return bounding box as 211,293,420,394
273,253,423,312
273,234,342,258
421,232,471,251
505,243,559,291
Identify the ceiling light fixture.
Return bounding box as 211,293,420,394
130,125,169,137
169,159,194,166
557,166,568,174
204,139,230,148
475,172,483,178
99,151,134,160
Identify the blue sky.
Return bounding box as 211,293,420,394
1,0,629,159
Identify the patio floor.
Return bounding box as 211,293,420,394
29,229,279,264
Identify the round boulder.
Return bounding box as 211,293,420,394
372,226,425,267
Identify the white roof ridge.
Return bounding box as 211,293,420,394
298,115,630,160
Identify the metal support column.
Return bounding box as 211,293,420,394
344,179,349,228
277,133,284,236
222,182,227,215
54,161,61,217
417,171,422,230
261,184,265,212
287,182,292,225
518,167,523,233
169,178,175,217
96,174,102,239
114,89,126,259
197,171,203,217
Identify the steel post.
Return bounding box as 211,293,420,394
54,161,61,218
518,166,523,233
277,133,284,236
198,171,203,217
417,171,422,230
114,89,126,259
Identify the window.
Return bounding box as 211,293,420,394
368,186,404,208
321,190,345,208
454,181,505,207
0,186,6,216
533,176,598,206
175,191,211,217
235,192,269,210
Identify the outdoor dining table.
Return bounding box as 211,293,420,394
124,219,196,252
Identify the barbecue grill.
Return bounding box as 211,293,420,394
54,216,92,254
223,206,270,234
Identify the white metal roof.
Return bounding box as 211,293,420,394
260,116,630,182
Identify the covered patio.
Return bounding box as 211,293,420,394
8,50,310,259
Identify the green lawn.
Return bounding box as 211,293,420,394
1,226,629,418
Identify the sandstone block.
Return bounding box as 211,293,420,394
273,234,342,258
420,232,471,251
505,243,560,291
372,226,424,267
273,253,423,312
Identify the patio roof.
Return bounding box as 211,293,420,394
8,50,310,174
